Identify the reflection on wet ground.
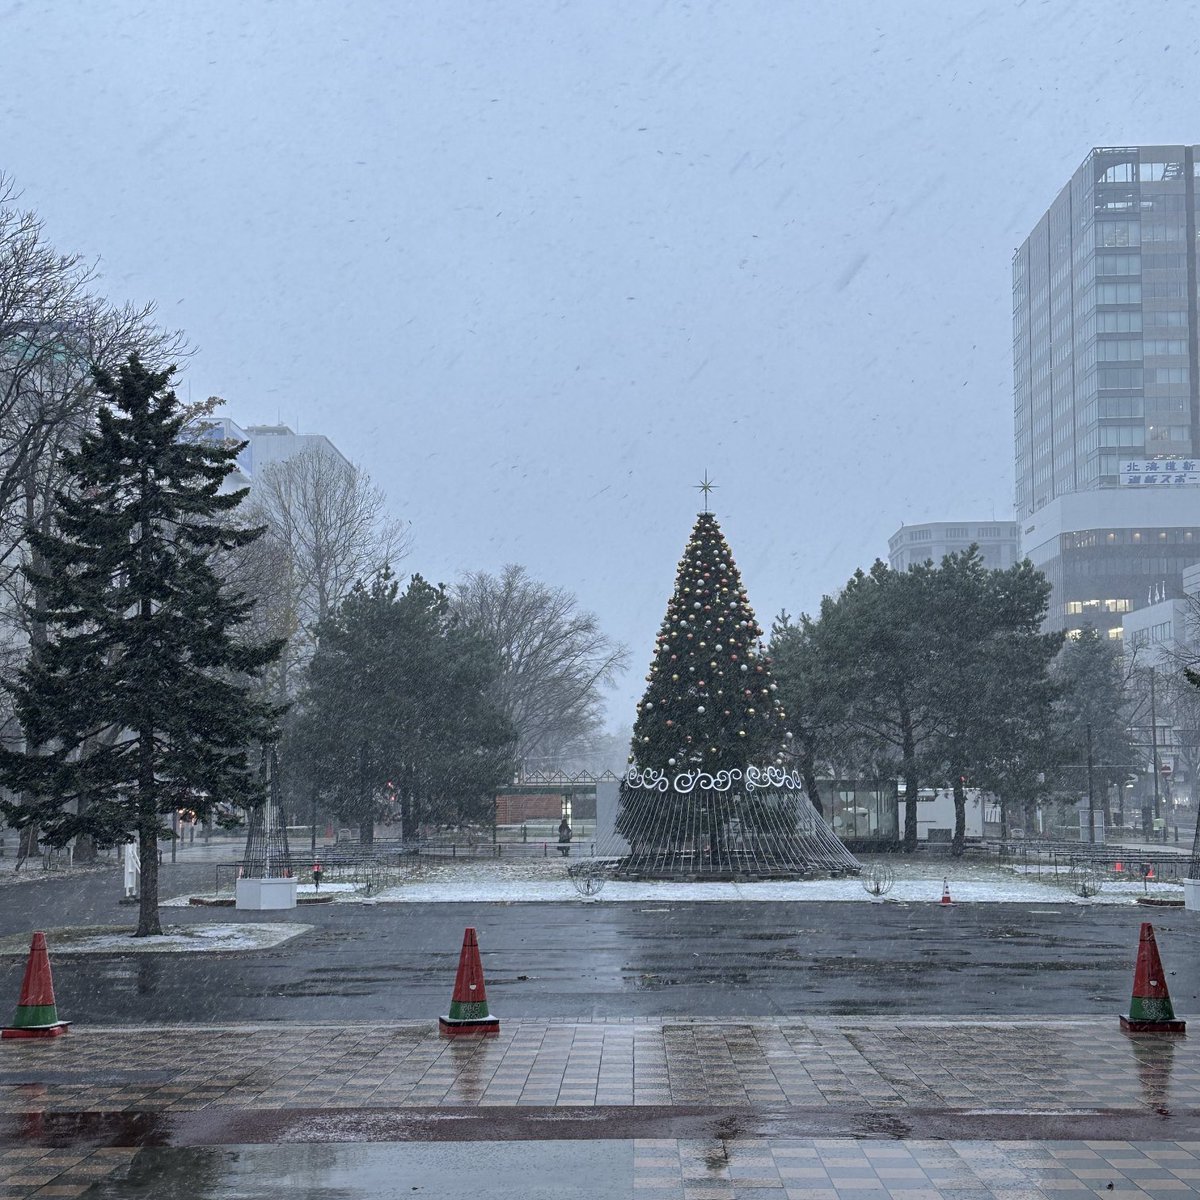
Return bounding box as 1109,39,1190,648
4,1019,1199,1116
80,1142,630,1199
1,1019,1200,1196
4,886,1194,1023
20,1136,1200,1199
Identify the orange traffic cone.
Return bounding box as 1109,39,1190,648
1121,922,1185,1034
439,927,499,1038
940,878,953,906
2,932,69,1039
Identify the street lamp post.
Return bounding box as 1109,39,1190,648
1086,723,1096,845
1151,667,1162,835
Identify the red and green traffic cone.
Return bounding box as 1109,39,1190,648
438,927,499,1038
3,932,69,1040
1121,922,1185,1034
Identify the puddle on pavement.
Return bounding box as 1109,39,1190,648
83,1141,634,1199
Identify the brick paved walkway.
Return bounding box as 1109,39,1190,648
2,1018,1192,1114
2,1018,1199,1197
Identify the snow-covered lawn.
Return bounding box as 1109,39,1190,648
0,923,312,955
159,857,1190,907
367,856,1188,906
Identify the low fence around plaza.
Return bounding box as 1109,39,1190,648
195,836,605,899
980,838,1198,882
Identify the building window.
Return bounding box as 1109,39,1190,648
1143,253,1187,271
1107,627,1123,640
1144,309,1186,327
1097,339,1143,361
1139,160,1184,181
1097,221,1141,247
1097,283,1142,303
1096,254,1141,275
1147,367,1189,384
1098,310,1143,332
1099,425,1144,447
1097,367,1144,388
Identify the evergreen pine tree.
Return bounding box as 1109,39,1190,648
295,570,516,843
629,510,791,773
0,355,284,936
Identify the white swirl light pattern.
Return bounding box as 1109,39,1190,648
624,764,804,794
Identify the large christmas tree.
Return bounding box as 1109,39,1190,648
612,502,858,879
630,510,791,773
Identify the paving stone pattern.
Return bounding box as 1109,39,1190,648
633,1138,1200,1200
3,1019,1200,1197
0,1018,1192,1113
0,1146,136,1199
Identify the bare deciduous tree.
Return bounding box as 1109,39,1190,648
0,174,187,860
0,173,186,641
248,445,409,697
452,564,628,771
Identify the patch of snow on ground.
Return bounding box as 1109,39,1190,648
47,922,312,953
161,881,362,907
367,856,1184,905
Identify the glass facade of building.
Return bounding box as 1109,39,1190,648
1014,146,1200,513
1014,147,1200,634
1025,522,1200,638
822,779,898,842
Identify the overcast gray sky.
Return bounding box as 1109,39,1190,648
4,1,1198,719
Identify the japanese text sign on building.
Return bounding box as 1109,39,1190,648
1120,459,1200,486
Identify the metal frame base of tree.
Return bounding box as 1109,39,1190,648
610,768,860,880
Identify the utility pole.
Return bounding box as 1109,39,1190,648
1086,722,1096,845
310,783,318,857
1150,666,1162,838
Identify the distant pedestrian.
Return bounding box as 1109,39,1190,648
557,818,573,858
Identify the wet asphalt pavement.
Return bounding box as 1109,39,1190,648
81,1141,629,1199
1,864,1198,1022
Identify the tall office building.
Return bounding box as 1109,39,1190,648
1014,145,1200,640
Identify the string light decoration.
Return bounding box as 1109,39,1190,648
608,504,859,880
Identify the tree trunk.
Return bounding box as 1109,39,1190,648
135,781,162,937
951,772,966,857
800,755,823,816
901,700,919,852
357,741,373,845
72,832,98,864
